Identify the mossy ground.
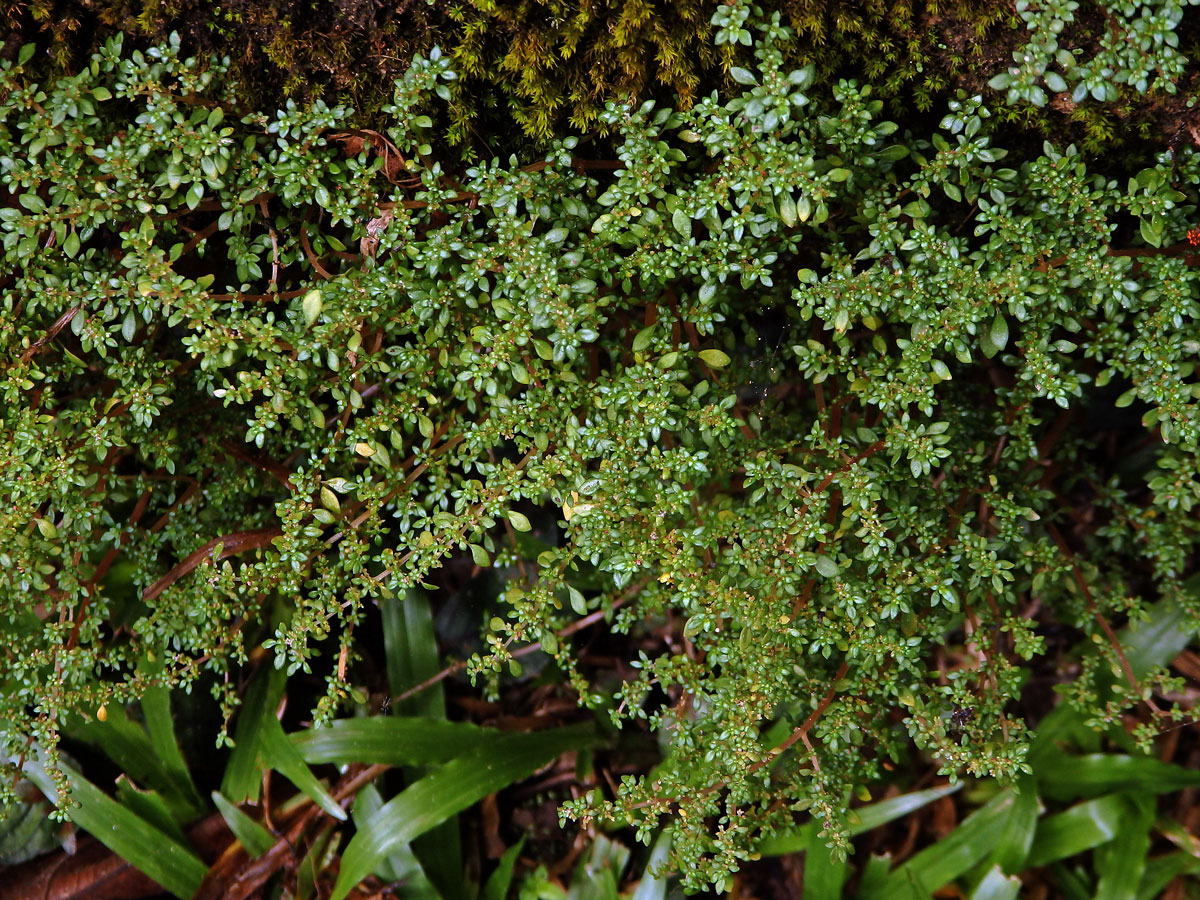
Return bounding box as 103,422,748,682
5,0,1200,166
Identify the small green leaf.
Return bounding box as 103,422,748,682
778,193,797,228
1043,71,1068,94
507,510,532,532
672,207,691,237
470,543,491,567
814,555,838,578
981,313,1009,358
568,585,587,616
729,67,758,85
632,326,656,352
302,289,322,327
418,414,434,439
698,348,730,368
1140,217,1162,248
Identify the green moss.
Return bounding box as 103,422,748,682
3,0,1197,166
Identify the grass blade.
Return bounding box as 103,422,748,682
292,717,490,766
1094,794,1153,900
804,838,849,900
1026,794,1127,868
567,833,629,900
141,684,205,820
629,831,671,900
211,790,275,857
1137,853,1200,900
969,865,1020,900
351,782,443,899
979,776,1039,875
759,783,960,857
883,787,1017,896
115,775,187,845
383,588,445,718
851,783,962,835
1036,752,1200,801
221,664,285,802
23,757,207,899
385,587,463,898
261,713,346,821
331,723,598,900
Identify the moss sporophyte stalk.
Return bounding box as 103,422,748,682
2,0,1199,889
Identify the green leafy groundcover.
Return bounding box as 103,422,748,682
1,0,1199,891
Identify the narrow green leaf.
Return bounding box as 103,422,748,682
352,783,442,898
569,833,629,900
212,791,275,857
115,777,187,846
885,787,1016,895
629,831,672,900
729,66,758,85
856,854,894,900
1138,852,1200,900
804,839,848,900
141,685,205,820
483,835,527,900
1036,752,1200,801
293,718,491,766
261,714,346,821
761,783,962,857
221,664,286,802
381,589,444,717
507,510,532,532
980,776,1038,874
380,588,462,895
1026,794,1127,867
331,724,598,900
853,782,962,835
24,759,207,899
970,865,1020,900
1094,794,1152,900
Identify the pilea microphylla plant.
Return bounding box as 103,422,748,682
2,0,1200,891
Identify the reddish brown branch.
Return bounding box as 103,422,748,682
142,527,283,603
